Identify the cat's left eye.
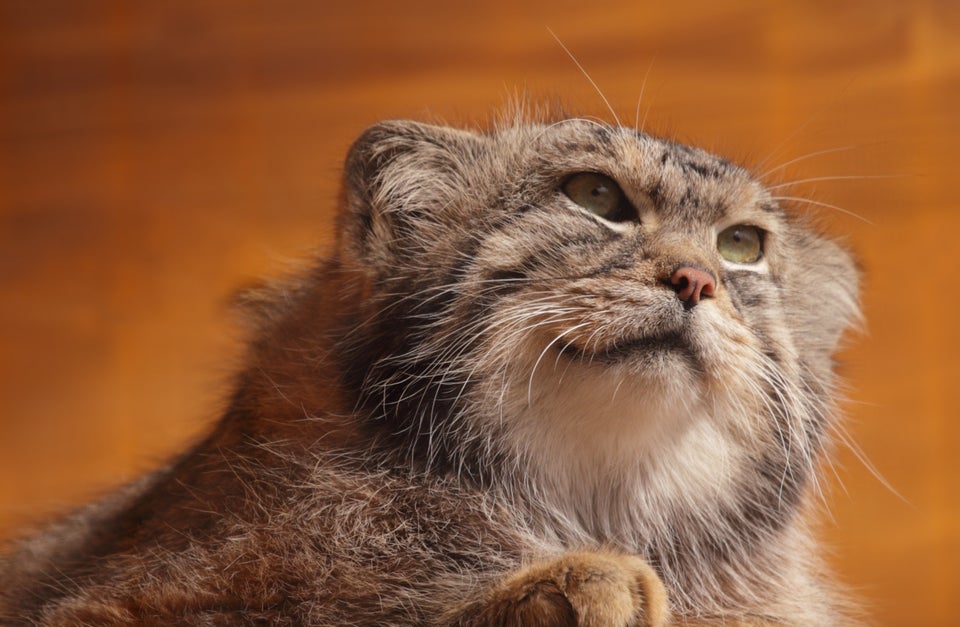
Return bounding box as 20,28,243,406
717,224,764,263
562,172,637,223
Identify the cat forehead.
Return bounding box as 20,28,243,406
493,120,774,221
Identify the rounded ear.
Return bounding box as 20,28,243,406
336,120,484,268
787,230,862,370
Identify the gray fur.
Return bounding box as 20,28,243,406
0,112,861,625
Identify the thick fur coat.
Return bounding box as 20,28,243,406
0,114,861,625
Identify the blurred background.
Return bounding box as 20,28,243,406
1,1,957,624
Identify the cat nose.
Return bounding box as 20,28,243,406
669,264,717,308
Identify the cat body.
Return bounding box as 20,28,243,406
0,113,860,625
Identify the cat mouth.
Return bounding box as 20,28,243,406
556,331,690,362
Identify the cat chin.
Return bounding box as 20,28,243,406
500,343,705,454
492,351,751,543
487,306,772,467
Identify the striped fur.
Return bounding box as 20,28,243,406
0,113,860,625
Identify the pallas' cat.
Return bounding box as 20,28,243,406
0,112,861,625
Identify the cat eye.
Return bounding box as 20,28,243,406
717,225,764,263
562,172,637,223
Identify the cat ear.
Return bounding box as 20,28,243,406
788,232,862,367
337,120,483,266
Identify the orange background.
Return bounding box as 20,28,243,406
1,2,957,625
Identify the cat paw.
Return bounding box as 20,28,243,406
470,551,668,627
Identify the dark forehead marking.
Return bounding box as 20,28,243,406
654,136,740,180
590,125,613,143
669,142,698,161
553,138,613,158
759,200,780,213
680,160,724,180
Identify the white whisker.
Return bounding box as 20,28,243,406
634,54,658,132
547,27,622,128
771,195,875,225
757,145,856,180
767,174,900,191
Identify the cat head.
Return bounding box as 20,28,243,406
334,117,860,518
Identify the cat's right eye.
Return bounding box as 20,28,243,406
562,172,637,223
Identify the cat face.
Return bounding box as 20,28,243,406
337,118,859,498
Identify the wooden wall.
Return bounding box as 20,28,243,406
1,2,957,624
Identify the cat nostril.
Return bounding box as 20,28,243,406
670,265,717,307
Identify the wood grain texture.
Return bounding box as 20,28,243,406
1,2,957,624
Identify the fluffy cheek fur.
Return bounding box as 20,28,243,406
454,283,800,539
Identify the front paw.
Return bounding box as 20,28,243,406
467,551,668,627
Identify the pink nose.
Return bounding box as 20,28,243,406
670,265,717,307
